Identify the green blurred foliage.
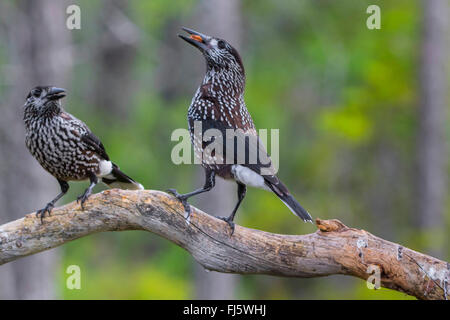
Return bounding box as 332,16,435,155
48,0,448,299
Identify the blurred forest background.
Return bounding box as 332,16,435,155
0,0,449,300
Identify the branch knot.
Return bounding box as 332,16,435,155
316,218,347,232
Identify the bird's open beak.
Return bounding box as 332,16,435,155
46,87,67,101
178,27,209,51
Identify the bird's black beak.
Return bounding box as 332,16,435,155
46,87,67,101
178,27,209,51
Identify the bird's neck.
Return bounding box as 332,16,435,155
203,64,245,97
24,102,62,127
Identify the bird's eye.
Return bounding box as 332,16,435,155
217,40,226,49
31,89,41,98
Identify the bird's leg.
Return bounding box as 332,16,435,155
167,168,216,219
77,173,98,210
219,182,247,235
36,179,69,223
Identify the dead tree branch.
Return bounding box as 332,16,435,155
0,189,448,300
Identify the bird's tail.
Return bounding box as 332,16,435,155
102,163,144,190
265,178,312,223
278,193,313,222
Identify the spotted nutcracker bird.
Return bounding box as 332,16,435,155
24,86,144,221
168,28,312,233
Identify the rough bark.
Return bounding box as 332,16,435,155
0,189,448,300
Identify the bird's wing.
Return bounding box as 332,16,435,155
222,129,277,176
80,131,110,161
61,111,110,161
199,85,256,134
223,128,312,221
223,130,296,198
196,113,277,177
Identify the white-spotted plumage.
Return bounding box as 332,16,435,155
173,28,313,229
23,86,144,221
25,108,101,181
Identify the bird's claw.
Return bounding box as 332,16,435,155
219,216,235,235
77,193,90,211
36,203,54,223
166,188,182,197
166,189,192,220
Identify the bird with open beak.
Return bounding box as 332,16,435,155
168,28,312,234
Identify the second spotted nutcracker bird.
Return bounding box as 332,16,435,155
23,86,144,221
168,28,312,233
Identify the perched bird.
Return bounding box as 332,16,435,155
23,86,143,221
168,28,312,233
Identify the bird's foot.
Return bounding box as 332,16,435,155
77,191,91,210
218,216,235,236
36,202,54,223
166,189,192,220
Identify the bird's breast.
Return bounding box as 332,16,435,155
25,117,101,181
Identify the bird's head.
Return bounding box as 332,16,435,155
24,86,66,114
179,27,244,74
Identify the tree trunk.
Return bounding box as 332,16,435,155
192,0,244,300
416,0,449,256
92,0,139,119
0,0,73,299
